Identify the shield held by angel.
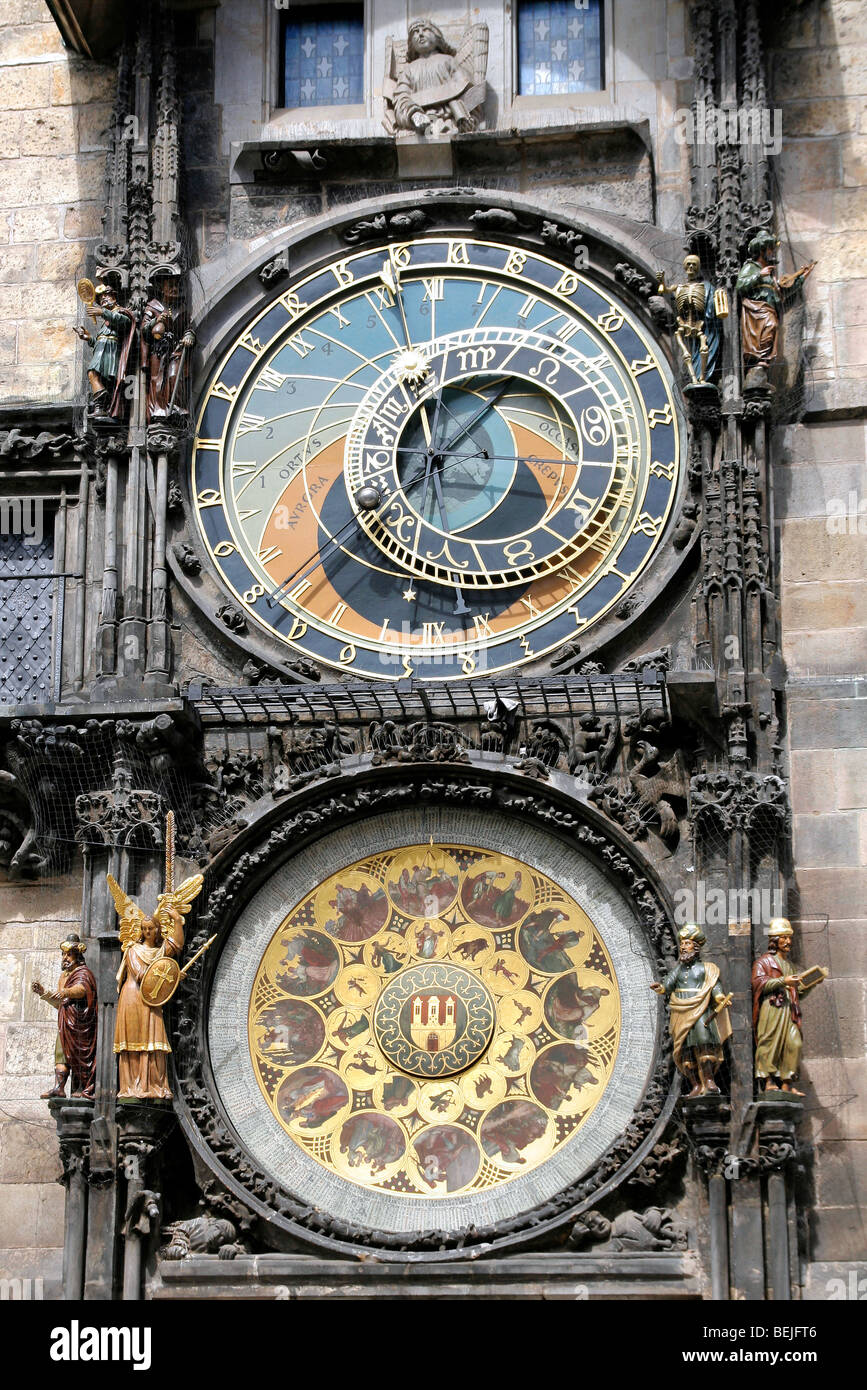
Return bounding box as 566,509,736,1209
107,870,204,1101
383,20,489,138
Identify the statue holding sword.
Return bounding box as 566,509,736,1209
108,812,214,1100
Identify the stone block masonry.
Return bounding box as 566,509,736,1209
0,1,115,407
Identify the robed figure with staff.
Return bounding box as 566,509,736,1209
32,934,98,1099
651,924,732,1097
140,277,196,422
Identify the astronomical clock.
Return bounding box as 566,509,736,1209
33,3,806,1306
191,232,683,682
164,200,695,1265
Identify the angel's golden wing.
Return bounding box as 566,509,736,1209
106,873,144,949
156,873,204,925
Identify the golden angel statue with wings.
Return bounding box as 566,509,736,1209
107,812,209,1101
383,19,488,138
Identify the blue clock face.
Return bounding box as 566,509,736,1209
192,234,683,682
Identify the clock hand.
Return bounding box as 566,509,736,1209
392,380,500,500
379,256,414,352
266,508,374,608
413,403,468,614
428,375,447,452
381,263,495,467
435,377,513,456
382,255,449,476
267,447,491,609
395,448,582,467
416,397,475,615
412,403,436,546
428,453,470,617
429,391,489,459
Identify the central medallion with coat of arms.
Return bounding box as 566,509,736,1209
373,962,496,1077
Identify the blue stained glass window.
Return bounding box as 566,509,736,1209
282,5,364,108
517,0,603,97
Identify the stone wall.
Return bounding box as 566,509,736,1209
0,0,114,408
769,0,867,1278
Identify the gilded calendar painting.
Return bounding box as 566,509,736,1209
248,844,621,1198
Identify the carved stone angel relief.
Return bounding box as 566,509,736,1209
383,19,489,139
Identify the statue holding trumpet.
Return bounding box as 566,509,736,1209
74,278,136,419
108,811,215,1101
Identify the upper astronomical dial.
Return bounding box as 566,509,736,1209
192,233,683,682
346,324,641,590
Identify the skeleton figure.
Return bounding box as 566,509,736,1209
658,255,727,385
383,20,488,138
